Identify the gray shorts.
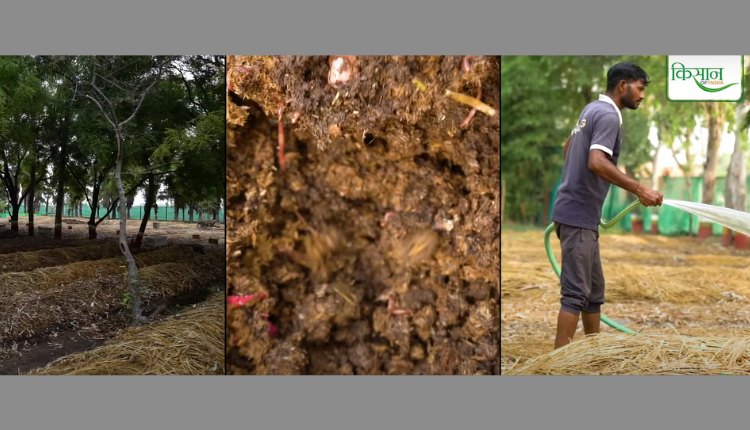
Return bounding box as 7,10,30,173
555,223,605,316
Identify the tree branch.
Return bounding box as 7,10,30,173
94,72,130,94
65,161,93,207
95,172,154,226
89,78,120,126
82,93,117,129
120,77,160,127
19,175,49,207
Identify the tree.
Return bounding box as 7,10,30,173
702,102,729,205
78,56,171,324
726,61,750,212
0,57,48,232
501,56,567,224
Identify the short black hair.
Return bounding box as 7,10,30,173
606,62,650,92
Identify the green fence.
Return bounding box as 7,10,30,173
1,204,225,223
551,176,747,236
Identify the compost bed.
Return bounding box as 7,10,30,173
227,55,500,375
0,243,224,375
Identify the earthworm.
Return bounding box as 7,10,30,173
388,294,413,316
460,85,482,129
460,56,482,129
260,313,279,337
381,211,397,227
227,293,267,306
462,55,475,73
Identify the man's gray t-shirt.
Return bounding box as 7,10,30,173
551,97,622,232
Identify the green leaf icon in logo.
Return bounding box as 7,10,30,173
693,77,739,92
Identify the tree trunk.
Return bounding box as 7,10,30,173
54,130,67,239
651,141,662,193
88,181,102,240
133,172,156,248
115,128,144,324
726,103,750,211
28,160,36,236
10,203,19,233
127,196,135,219
2,173,21,232
702,102,724,205
189,205,194,223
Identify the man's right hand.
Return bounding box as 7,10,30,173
636,185,664,207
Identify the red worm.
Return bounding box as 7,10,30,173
387,294,413,316
227,69,234,93
462,55,475,73
460,56,484,129
260,313,279,337
227,293,267,306
460,84,482,129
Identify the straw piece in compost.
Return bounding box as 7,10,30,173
28,294,224,375
0,243,122,273
504,333,750,375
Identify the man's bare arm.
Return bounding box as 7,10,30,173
588,149,640,193
588,149,664,206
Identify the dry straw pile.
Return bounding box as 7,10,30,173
0,256,223,342
504,333,750,375
0,245,212,294
29,293,224,375
0,243,122,272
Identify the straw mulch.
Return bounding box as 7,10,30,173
501,229,750,303
0,257,224,342
0,245,214,294
504,333,750,375
28,293,224,375
140,262,224,297
0,243,122,273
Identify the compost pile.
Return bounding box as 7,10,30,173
227,55,500,375
29,293,224,375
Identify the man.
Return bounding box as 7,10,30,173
551,62,664,349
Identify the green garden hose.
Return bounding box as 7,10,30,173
544,200,642,334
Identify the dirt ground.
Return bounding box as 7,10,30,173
501,228,750,373
226,55,499,375
0,217,224,374
0,215,225,246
